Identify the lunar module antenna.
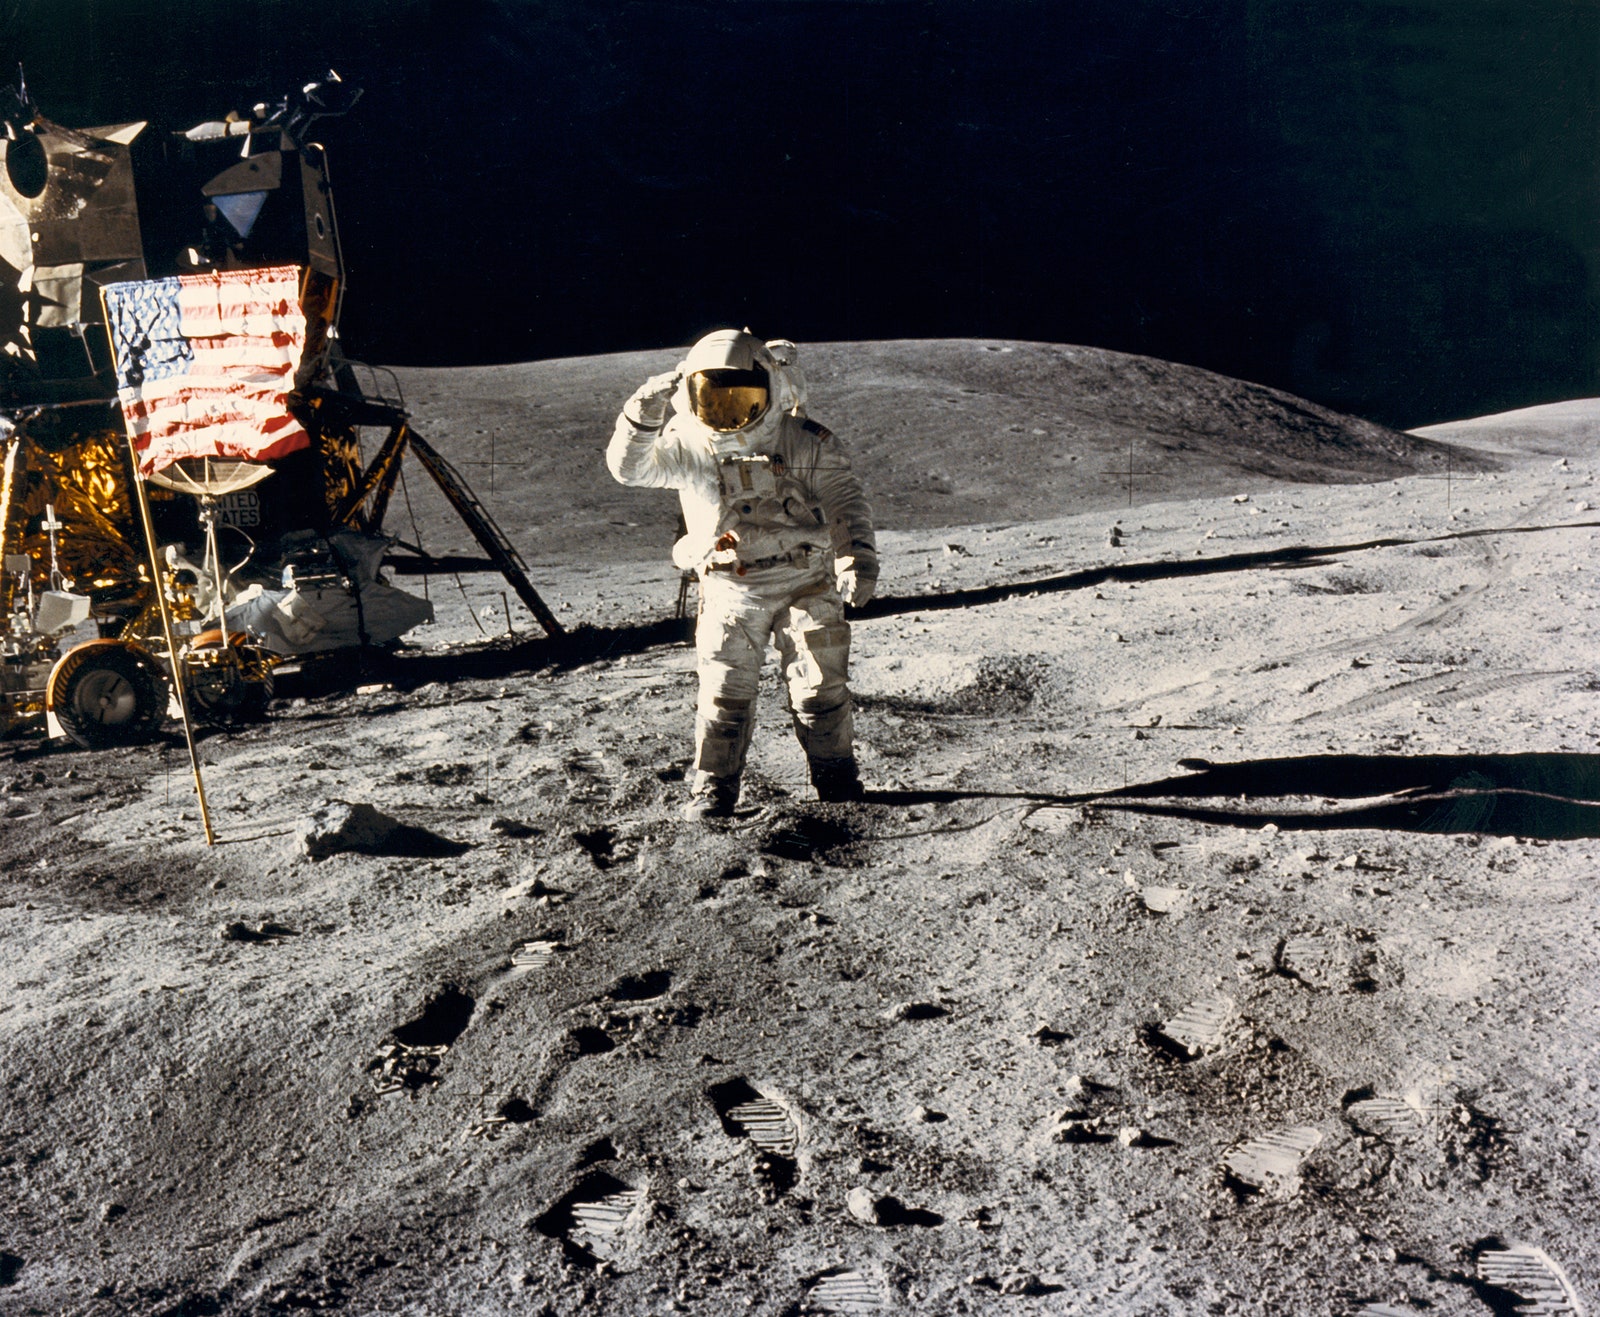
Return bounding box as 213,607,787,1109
2,63,35,135
253,69,363,141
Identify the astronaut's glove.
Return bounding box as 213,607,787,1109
623,372,682,429
835,554,878,607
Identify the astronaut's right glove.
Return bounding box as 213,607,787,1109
623,372,682,429
835,554,878,607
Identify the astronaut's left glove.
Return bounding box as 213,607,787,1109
835,553,878,607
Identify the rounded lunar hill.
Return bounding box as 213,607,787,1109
389,339,1485,567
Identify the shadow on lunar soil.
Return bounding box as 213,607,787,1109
1095,752,1600,840
752,751,1600,844
847,517,1600,622
853,752,1600,842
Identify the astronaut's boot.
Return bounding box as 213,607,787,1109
809,756,864,803
683,771,740,822
685,699,752,823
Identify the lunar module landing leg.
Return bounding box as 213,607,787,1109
315,390,564,640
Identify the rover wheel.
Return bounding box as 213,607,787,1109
184,636,275,727
48,645,167,750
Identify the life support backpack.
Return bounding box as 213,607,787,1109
764,338,808,417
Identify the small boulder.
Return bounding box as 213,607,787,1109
846,1186,882,1224
297,801,469,860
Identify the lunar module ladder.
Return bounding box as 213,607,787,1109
324,394,564,639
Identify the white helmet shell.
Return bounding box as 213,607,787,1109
680,327,775,377
675,328,806,431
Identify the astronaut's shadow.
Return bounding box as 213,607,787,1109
865,752,1600,840
1086,751,1600,841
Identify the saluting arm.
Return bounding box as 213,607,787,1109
606,371,683,488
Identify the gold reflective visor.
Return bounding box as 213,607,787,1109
688,369,769,431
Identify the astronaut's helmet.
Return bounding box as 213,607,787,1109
682,328,772,432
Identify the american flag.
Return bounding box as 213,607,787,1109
101,264,311,477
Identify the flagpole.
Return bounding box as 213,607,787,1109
127,440,216,846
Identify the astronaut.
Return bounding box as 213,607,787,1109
607,329,878,820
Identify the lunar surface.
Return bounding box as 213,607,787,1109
2,341,1597,1315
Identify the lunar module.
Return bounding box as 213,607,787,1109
0,72,560,753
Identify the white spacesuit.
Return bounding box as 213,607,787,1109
607,329,878,820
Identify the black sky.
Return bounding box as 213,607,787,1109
9,0,1598,427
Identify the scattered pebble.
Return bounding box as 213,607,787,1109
843,1188,936,1228
499,875,568,903
1063,1075,1095,1102
216,920,297,943
1051,1114,1110,1144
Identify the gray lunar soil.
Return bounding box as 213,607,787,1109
1,340,1598,1316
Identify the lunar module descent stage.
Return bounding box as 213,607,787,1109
0,73,562,773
